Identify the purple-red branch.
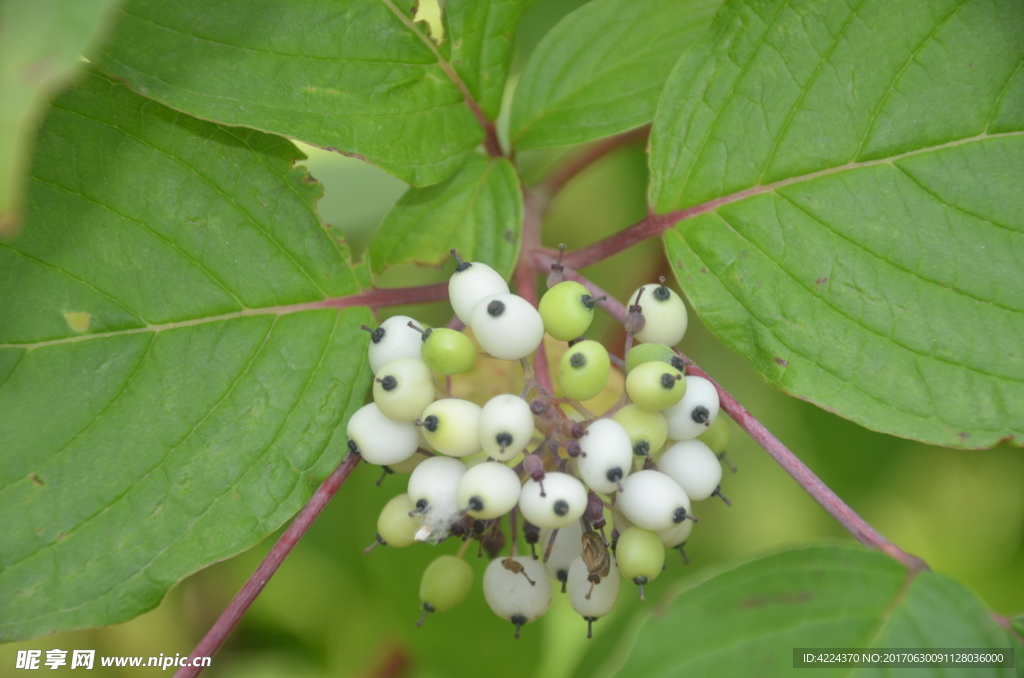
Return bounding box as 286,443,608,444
173,455,362,678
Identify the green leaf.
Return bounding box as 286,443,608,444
0,0,122,235
652,0,1024,448
604,545,1013,678
0,70,373,641
440,0,534,120
509,0,721,150
91,0,485,187
1012,614,1024,639
369,154,522,277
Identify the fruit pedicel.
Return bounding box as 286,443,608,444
351,249,734,639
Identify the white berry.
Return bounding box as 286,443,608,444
539,520,584,588
518,471,587,529
658,440,723,501
346,403,419,466
456,461,522,519
663,376,720,441
627,283,688,346
470,293,545,361
616,469,692,532
479,394,535,461
449,259,510,324
483,556,552,636
407,456,467,541
658,519,694,548
568,554,620,621
367,315,425,373
577,419,633,494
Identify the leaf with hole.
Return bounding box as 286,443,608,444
369,154,522,278
0,70,373,641
651,0,1024,448
92,0,486,186
509,0,721,150
603,545,1015,678
0,0,122,235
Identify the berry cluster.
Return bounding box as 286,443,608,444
349,250,734,639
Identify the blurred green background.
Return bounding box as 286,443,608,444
2,0,1022,675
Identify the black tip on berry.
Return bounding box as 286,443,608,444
451,248,472,272
468,496,485,512
660,372,681,389
377,375,397,391
487,299,505,317
581,294,606,310
570,352,586,368
361,325,385,344
653,282,671,301
634,440,650,457
633,576,648,586
553,499,570,516
347,439,360,455
496,432,513,448
691,406,710,425
511,615,527,639
606,467,623,483
556,569,568,584
421,415,439,432
670,356,686,371
415,498,428,511
672,506,689,524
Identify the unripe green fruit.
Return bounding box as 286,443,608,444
616,527,665,589
612,404,668,457
626,283,688,346
420,555,473,613
625,361,686,412
373,357,435,422
624,343,681,374
559,340,610,402
420,399,482,457
376,494,422,548
420,328,477,375
697,415,731,454
539,281,597,341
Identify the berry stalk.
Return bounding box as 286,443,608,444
174,454,362,678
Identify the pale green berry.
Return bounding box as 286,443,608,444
697,412,731,454
419,555,473,619
616,469,692,532
519,472,588,529
659,440,722,501
376,494,422,548
624,343,684,374
373,357,435,422
538,281,599,341
346,403,419,466
457,461,522,519
420,327,477,375
663,376,720,441
470,293,545,360
612,404,668,458
420,399,482,457
449,257,510,325
483,556,552,638
625,361,686,412
577,418,633,494
367,315,426,374
615,527,665,599
559,340,610,402
568,554,620,636
626,282,688,346
479,394,535,461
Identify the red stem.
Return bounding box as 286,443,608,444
539,259,928,573
541,125,650,199
174,454,362,678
